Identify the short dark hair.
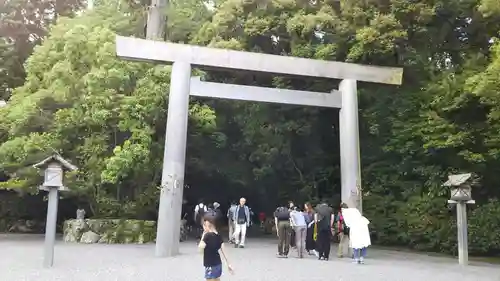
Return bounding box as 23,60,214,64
203,213,217,225
340,203,348,209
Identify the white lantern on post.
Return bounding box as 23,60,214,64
33,154,77,268
443,173,475,266
43,162,64,189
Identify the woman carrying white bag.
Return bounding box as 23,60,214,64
341,206,371,264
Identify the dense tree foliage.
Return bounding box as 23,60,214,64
1,0,500,255
0,0,85,100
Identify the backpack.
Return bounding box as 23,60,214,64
204,207,219,221
194,203,207,223
275,206,290,220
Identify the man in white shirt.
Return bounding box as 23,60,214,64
290,207,307,258
232,197,250,248
194,202,207,239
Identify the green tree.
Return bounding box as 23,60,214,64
0,0,85,100
1,0,500,255
0,4,219,217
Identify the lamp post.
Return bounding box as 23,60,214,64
33,154,77,268
443,173,475,266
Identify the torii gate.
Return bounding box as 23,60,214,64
115,36,403,257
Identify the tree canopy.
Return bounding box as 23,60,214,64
1,0,500,255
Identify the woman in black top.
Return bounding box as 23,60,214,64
304,202,316,255
199,214,234,280
314,205,335,261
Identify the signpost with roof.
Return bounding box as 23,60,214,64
443,173,475,266
33,154,78,268
115,35,404,257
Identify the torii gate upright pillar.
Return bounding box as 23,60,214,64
339,79,362,212
155,61,191,257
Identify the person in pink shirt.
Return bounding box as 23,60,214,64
336,203,351,258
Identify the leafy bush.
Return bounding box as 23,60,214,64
469,199,500,255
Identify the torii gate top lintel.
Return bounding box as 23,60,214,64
115,36,404,85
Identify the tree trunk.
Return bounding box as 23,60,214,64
146,0,167,40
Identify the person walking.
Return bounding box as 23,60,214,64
274,205,291,258
336,203,351,258
290,207,307,258
248,207,255,227
211,202,223,231
314,203,334,261
258,211,266,230
288,201,296,248
232,197,250,248
194,201,208,240
227,202,237,244
198,214,234,280
342,206,371,264
303,202,317,256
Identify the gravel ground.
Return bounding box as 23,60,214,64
1,235,499,281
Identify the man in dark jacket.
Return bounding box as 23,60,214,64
232,198,251,248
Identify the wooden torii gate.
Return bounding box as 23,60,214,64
115,35,403,257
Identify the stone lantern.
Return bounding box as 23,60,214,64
33,154,77,268
443,173,475,266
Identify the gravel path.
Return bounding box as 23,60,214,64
1,236,499,281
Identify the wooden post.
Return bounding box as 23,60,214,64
44,188,59,268
444,174,476,266
33,154,77,267
457,201,468,265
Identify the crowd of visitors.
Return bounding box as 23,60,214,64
194,198,371,280
273,201,371,263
